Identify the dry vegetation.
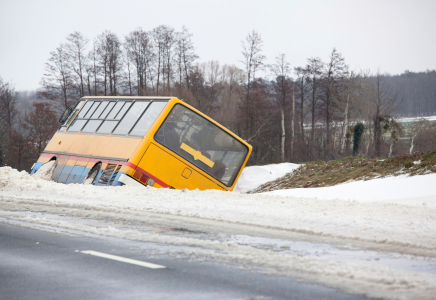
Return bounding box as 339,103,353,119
250,151,436,193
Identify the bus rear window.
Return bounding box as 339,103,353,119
154,104,248,187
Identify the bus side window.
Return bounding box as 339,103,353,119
129,102,168,136
90,101,109,118
114,102,132,120
106,101,125,119
83,102,100,118
78,101,94,118
99,102,116,119
112,101,149,135
67,119,87,132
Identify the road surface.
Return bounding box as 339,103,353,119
0,221,373,300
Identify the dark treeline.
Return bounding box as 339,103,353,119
1,26,436,171
388,70,436,117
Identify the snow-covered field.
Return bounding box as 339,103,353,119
1,164,436,300
397,115,436,123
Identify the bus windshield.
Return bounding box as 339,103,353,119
155,104,248,186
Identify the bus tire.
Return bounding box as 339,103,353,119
83,163,101,185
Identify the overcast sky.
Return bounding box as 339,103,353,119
0,0,435,91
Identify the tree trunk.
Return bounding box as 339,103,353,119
291,89,295,161
374,112,381,158
326,91,330,158
300,84,304,143
340,93,350,151
281,108,285,162
310,85,316,158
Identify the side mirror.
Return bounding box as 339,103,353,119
59,107,73,124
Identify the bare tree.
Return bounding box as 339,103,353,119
367,72,399,157
0,78,18,167
323,48,346,155
270,53,292,162
187,61,224,115
332,69,360,153
175,26,199,90
240,30,266,134
125,28,155,95
0,80,18,129
241,30,265,96
7,120,30,171
66,32,89,97
123,45,134,95
152,25,175,95
39,43,76,113
306,57,324,157
215,64,245,131
294,67,310,143
96,31,123,96
86,43,99,96
23,102,58,158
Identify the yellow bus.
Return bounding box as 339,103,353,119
31,96,252,191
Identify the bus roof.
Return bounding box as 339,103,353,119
82,96,173,100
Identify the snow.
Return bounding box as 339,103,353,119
1,164,436,299
397,115,436,123
263,173,436,206
32,160,56,180
233,163,300,193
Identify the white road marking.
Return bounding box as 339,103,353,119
81,250,166,269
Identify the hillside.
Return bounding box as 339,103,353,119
250,151,436,193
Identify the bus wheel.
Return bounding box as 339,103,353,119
83,163,101,185
33,160,56,180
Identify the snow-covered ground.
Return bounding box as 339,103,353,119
264,173,436,206
397,115,436,123
233,162,300,193
1,165,436,300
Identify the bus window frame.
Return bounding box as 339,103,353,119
153,103,249,187
59,100,86,132
64,99,131,135
76,99,120,134
63,98,169,137
126,99,169,137
111,100,150,136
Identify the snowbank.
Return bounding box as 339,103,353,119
1,166,435,255
2,165,436,299
233,162,300,193
263,173,436,206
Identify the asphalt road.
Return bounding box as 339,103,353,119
0,222,375,300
